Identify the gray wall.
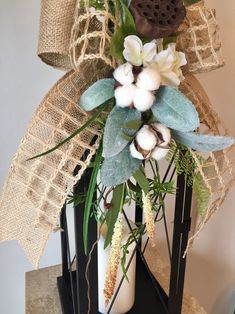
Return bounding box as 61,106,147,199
0,1,235,314
0,1,62,313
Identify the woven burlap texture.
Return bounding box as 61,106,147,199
176,0,225,74
180,74,235,252
0,0,117,268
69,0,117,69
38,0,77,70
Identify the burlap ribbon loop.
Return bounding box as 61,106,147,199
0,0,118,267
177,0,225,73
38,0,76,70
180,74,235,251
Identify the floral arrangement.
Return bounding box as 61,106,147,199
58,0,233,304
0,0,234,309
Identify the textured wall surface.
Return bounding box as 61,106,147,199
0,1,234,314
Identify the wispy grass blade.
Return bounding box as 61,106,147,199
83,141,103,254
27,102,108,161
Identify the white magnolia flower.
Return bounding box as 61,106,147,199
133,88,155,112
154,43,187,87
136,66,161,91
130,123,171,161
123,35,157,67
115,84,136,108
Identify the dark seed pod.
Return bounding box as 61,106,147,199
130,0,186,39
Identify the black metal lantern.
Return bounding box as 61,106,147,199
57,155,192,314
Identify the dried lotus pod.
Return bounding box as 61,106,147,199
130,0,186,39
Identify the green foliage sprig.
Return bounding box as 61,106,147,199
166,141,201,186
121,224,145,280
110,0,137,60
193,172,210,218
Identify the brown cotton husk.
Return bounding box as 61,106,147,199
180,74,235,253
176,0,225,73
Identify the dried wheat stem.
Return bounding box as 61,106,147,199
104,215,123,306
142,191,156,247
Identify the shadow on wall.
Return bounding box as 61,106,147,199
185,252,235,314
155,238,235,314
212,286,235,314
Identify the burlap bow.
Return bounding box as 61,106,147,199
0,0,234,267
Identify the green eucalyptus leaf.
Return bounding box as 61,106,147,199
103,107,141,158
110,0,137,60
80,78,115,111
172,130,234,152
101,146,142,187
104,184,125,248
152,87,200,132
184,0,200,6
133,168,149,195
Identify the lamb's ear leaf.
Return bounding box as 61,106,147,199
152,87,200,132
101,146,142,187
80,78,115,111
103,107,141,158
172,130,234,152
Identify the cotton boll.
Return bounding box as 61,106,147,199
151,147,169,161
133,88,155,112
152,123,171,146
113,63,134,85
136,125,157,151
115,84,136,108
129,142,144,160
136,67,161,91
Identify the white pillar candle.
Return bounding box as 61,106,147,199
98,220,136,314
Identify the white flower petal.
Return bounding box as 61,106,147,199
161,70,181,87
114,84,136,108
123,35,143,66
155,50,174,71
133,88,155,112
130,142,144,160
136,125,157,151
142,42,157,66
113,63,134,85
178,52,187,67
136,66,161,91
151,147,169,161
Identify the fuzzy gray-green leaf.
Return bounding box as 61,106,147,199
80,78,115,111
103,107,141,158
152,87,200,132
172,130,234,152
101,146,142,187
